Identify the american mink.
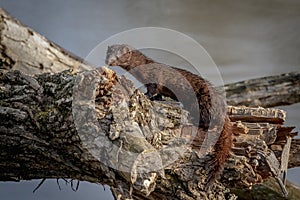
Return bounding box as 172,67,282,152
105,44,232,189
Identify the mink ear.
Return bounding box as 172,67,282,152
107,45,111,52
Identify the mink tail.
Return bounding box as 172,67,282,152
205,116,233,190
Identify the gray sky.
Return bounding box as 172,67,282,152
0,0,299,199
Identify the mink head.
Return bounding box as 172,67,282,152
105,44,135,70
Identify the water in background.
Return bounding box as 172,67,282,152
0,0,299,199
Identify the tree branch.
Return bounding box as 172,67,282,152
0,68,231,199
0,8,91,74
1,8,300,109
224,72,300,107
0,7,299,200
0,68,298,199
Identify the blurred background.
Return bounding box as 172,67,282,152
0,0,299,199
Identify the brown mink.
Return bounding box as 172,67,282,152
106,44,232,189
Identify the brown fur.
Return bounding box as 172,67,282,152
106,44,233,189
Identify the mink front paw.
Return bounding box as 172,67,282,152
145,83,162,101
145,92,163,101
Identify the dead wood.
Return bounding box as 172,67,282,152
0,7,299,200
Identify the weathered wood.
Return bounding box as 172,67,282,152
0,8,91,75
0,68,234,199
0,7,299,200
1,8,300,110
222,117,295,185
228,106,286,124
231,178,300,200
224,72,300,107
289,139,300,168
0,68,298,199
0,69,111,184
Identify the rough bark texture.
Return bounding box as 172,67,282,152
0,8,91,75
224,72,300,107
0,7,300,200
0,68,230,199
0,69,113,184
289,139,300,168
1,8,300,109
0,68,298,199
231,179,300,200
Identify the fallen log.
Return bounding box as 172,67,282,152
1,8,299,109
0,7,299,200
224,72,300,107
0,68,297,199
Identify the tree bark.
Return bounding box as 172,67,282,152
0,68,229,199
0,68,298,199
224,72,300,107
1,8,300,109
0,8,91,75
0,7,299,200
